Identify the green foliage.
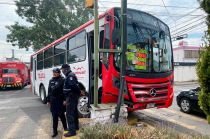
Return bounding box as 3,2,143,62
79,123,209,139
6,0,93,51
197,46,210,123
196,0,210,124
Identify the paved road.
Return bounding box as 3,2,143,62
0,86,63,139
0,83,209,138
136,82,210,136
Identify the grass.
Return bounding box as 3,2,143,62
79,123,209,139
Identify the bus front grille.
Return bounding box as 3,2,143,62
128,82,169,102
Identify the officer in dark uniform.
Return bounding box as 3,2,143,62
61,64,80,137
47,68,67,138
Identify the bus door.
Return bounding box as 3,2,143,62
32,58,37,94
87,28,104,104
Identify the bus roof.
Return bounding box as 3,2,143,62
31,8,114,57
31,7,169,57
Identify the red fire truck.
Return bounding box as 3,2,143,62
0,61,30,89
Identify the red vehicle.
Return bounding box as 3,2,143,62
30,8,174,117
0,61,30,89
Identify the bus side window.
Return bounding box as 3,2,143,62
102,24,110,69
54,40,66,66
67,31,86,64
30,57,33,71
44,47,54,68
37,52,43,70
104,24,110,49
99,30,104,49
99,30,104,79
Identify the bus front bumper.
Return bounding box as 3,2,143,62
126,82,173,111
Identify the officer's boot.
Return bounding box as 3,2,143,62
64,131,76,137
52,131,58,138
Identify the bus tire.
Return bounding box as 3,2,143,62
40,85,47,104
77,92,90,118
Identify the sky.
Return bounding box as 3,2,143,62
0,0,207,62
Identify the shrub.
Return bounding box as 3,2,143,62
79,123,209,139
196,46,210,124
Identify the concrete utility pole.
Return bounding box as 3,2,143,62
85,0,99,107
12,49,15,60
114,0,127,123
93,0,99,107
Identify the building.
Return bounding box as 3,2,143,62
173,41,200,82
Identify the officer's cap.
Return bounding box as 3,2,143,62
52,68,60,73
61,64,70,69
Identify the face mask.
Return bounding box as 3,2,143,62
62,68,69,76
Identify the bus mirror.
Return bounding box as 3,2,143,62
112,28,120,45
159,31,165,39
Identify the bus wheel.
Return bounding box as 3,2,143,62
40,85,47,104
77,95,90,118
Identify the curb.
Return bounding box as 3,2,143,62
133,111,202,135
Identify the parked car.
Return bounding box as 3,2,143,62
176,87,203,113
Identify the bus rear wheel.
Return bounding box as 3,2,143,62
40,85,47,104
77,94,90,118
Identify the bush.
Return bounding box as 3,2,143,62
79,123,209,139
196,46,210,124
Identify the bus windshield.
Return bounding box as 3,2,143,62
3,69,19,74
114,9,172,73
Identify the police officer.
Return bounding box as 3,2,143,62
61,64,80,137
47,68,67,138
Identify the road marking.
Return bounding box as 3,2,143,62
0,106,19,110
0,100,11,104
2,116,28,139
0,117,5,122
142,109,196,130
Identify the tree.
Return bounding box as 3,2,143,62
6,0,93,51
196,0,210,123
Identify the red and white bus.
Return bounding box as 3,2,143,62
30,7,174,117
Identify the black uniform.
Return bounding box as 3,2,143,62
63,71,80,134
47,76,67,134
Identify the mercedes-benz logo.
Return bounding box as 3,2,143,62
149,88,157,97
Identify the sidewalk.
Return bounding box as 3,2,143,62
174,81,198,86
135,108,210,136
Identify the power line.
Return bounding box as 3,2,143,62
171,27,206,42
0,1,204,18
171,20,206,35
167,7,202,25
170,16,206,33
0,2,16,5
161,0,175,22
177,24,207,36
170,16,206,29
99,1,199,9
171,22,206,37
171,22,205,36
98,8,204,17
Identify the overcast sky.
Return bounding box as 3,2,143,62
0,0,207,62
